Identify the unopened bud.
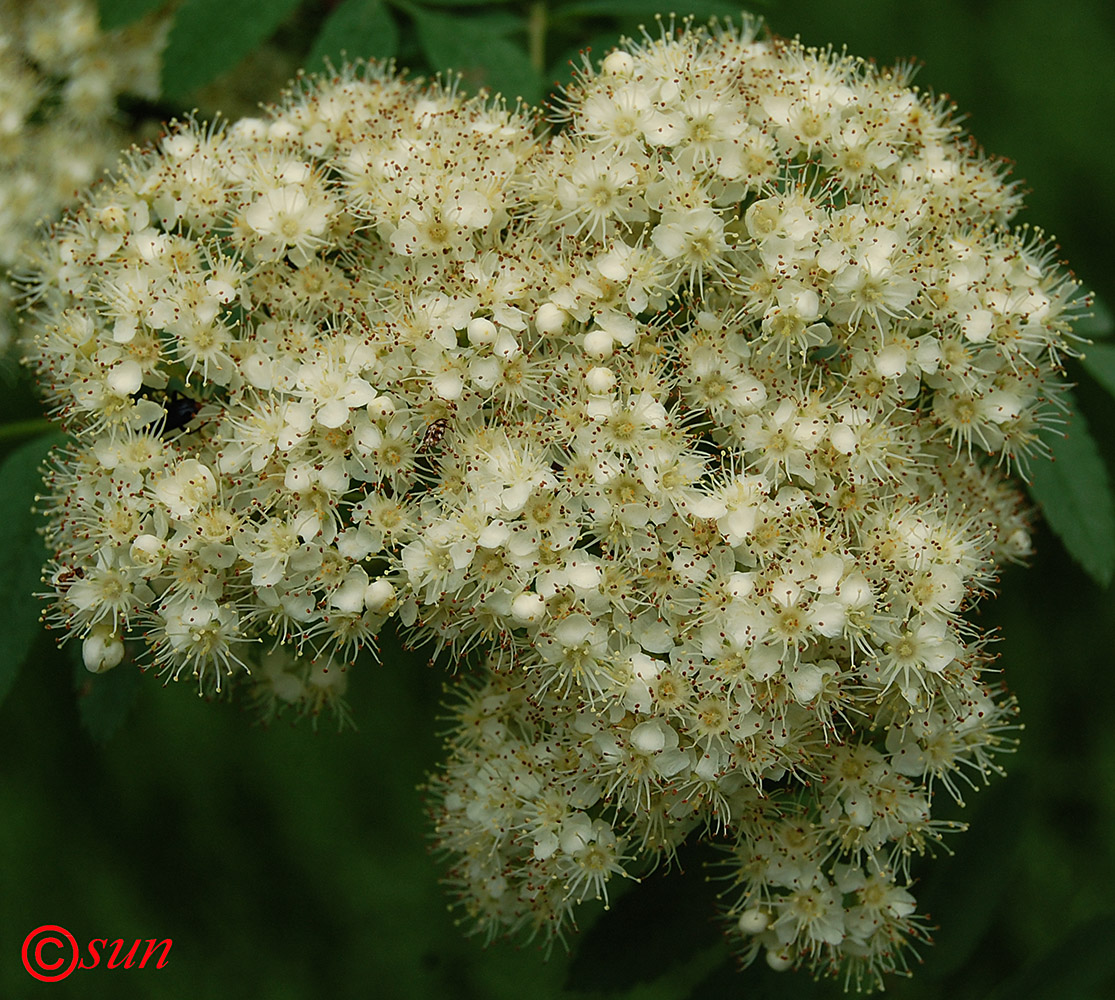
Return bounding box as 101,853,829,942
511,592,545,624
737,908,770,934
83,625,124,674
365,578,397,612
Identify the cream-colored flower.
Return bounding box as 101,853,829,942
20,17,1074,991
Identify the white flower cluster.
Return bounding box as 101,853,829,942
0,0,168,351
21,19,1081,990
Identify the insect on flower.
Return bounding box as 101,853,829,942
416,417,450,454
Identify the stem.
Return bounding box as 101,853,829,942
528,1,547,77
0,417,54,442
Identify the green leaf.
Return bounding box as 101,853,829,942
72,652,144,743
1077,296,1115,341
420,0,517,6
0,433,66,707
552,1,753,22
1080,341,1115,400
161,0,301,101
307,0,399,70
413,8,543,104
97,0,166,30
1029,391,1115,586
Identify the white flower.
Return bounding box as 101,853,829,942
21,20,1070,987
82,623,125,673
244,183,333,258
152,460,217,520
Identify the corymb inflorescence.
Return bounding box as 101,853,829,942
19,17,1082,990
0,0,168,352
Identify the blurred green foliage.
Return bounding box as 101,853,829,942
1029,390,1115,587
4,1,1115,997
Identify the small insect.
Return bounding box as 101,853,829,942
416,417,450,454
135,387,204,436
161,391,204,434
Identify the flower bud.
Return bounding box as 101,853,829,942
602,50,634,75
585,366,616,394
583,328,613,358
365,578,396,612
766,949,793,972
467,317,497,345
82,624,124,674
511,592,545,624
737,908,769,934
534,303,565,335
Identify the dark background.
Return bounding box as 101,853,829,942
2,2,1114,997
